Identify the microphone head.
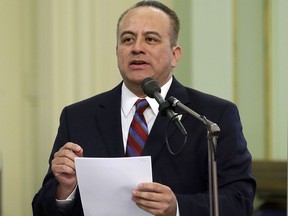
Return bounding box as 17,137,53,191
141,77,161,98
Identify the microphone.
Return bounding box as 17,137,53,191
141,77,187,136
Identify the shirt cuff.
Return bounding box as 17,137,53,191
176,200,180,216
56,186,77,210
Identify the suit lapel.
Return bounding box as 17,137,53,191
94,83,125,157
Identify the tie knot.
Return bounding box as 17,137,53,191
135,99,149,114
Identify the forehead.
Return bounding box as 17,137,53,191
118,7,171,33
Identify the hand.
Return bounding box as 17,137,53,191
51,142,83,199
132,182,177,216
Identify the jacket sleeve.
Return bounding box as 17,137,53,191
176,102,256,216
32,107,84,216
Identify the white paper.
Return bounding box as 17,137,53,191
75,156,153,216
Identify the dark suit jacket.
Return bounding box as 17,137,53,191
32,77,256,216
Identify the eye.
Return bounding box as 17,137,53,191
121,36,134,45
146,37,158,43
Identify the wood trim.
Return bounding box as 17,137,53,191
264,0,272,159
252,160,287,197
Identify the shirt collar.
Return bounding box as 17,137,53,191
121,77,173,117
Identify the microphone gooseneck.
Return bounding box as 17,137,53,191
141,77,187,137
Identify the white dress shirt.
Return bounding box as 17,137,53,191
121,77,172,152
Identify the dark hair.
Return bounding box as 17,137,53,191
117,0,180,46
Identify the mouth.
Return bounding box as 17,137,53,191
130,60,148,66
129,60,149,70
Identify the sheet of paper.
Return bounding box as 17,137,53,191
75,156,153,216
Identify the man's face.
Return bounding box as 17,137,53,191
116,7,181,95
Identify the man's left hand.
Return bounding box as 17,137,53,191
132,182,177,216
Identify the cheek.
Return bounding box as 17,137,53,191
154,50,173,66
116,50,125,66
118,47,129,56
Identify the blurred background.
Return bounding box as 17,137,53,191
0,0,287,215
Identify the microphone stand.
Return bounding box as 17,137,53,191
168,96,220,216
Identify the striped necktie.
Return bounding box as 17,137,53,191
126,99,149,157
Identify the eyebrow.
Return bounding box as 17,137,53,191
120,30,135,38
119,30,162,38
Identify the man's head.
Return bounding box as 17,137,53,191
117,1,180,47
116,1,182,96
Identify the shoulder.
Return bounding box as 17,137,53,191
63,82,122,113
171,78,236,110
171,78,239,122
187,88,242,128
186,87,235,108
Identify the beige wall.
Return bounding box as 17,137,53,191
0,0,287,215
0,0,37,215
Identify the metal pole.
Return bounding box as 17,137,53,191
168,97,220,216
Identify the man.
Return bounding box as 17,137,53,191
32,1,256,216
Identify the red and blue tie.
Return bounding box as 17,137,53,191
126,99,149,157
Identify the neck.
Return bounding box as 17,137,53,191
124,82,146,98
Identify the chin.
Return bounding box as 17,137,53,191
121,70,154,84
131,74,151,82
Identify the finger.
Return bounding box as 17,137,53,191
132,183,164,204
54,155,76,170
61,142,83,156
55,148,77,159
132,193,166,216
137,182,168,193
53,163,76,175
55,144,83,162
132,190,160,203
135,200,159,213
52,159,76,176
133,183,176,208
132,187,177,216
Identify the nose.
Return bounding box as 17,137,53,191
132,38,145,55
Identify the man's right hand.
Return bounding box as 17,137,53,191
51,142,83,200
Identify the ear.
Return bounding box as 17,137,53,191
171,45,182,68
